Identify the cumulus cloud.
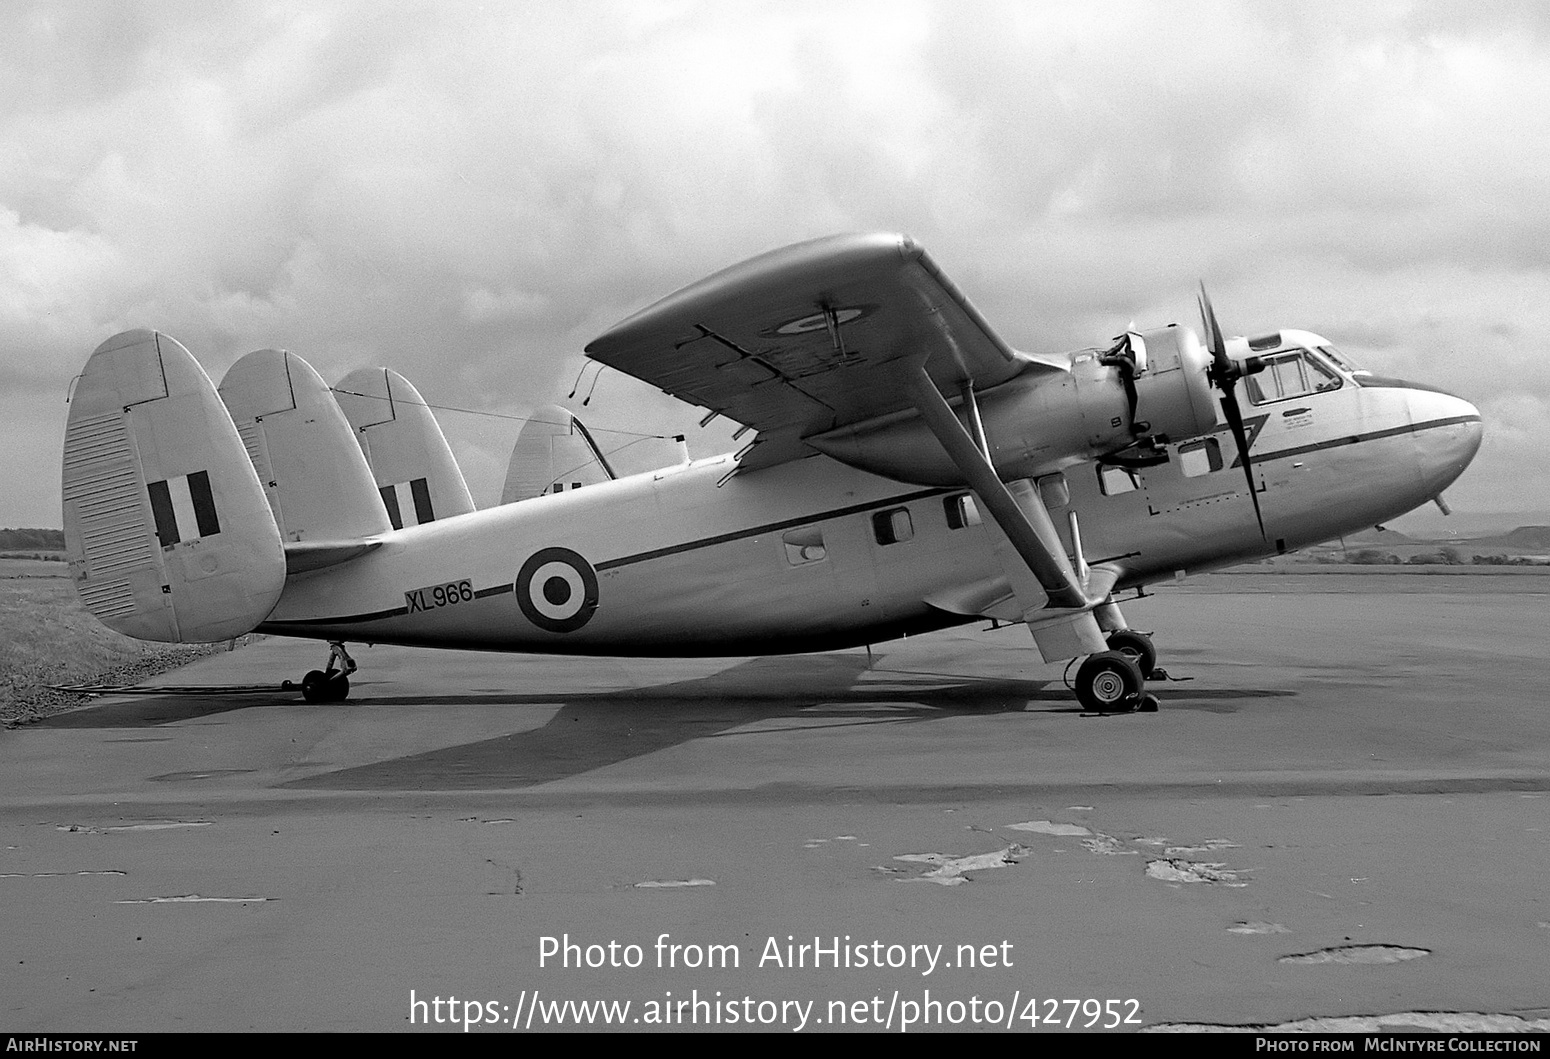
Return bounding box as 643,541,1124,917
3,0,1548,522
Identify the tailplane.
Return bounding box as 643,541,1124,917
61,331,286,642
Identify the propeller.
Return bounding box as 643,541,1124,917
1198,285,1268,540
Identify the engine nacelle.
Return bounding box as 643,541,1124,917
1118,323,1220,447
806,324,1221,486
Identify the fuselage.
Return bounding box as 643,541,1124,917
261,335,1482,656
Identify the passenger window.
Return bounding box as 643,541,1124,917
782,526,827,565
1178,437,1223,478
872,507,914,546
944,494,983,529
1099,465,1139,496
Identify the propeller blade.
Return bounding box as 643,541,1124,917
1219,384,1267,539
1199,284,1267,540
1199,286,1229,377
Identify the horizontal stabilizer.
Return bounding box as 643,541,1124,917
501,404,616,504
283,539,383,574
219,350,392,543
334,367,475,527
62,331,285,642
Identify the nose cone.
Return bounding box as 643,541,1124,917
1406,385,1483,494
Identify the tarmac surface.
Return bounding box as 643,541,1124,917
2,571,1548,1033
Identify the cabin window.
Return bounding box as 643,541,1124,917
1245,351,1342,404
1098,465,1139,496
782,526,827,566
1178,437,1223,478
872,507,914,546
1037,472,1070,509
944,493,983,529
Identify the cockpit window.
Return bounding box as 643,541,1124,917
1316,345,1363,374
1244,351,1342,405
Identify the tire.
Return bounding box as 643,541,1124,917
1105,629,1156,680
300,670,328,704
325,674,350,702
1075,651,1144,713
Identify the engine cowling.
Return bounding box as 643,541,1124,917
806,323,1222,487
1118,323,1220,447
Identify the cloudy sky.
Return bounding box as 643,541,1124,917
4,0,1546,532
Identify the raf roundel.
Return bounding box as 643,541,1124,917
516,547,599,633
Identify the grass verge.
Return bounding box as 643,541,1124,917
0,562,263,728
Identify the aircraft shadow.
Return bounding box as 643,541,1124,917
279,657,1298,792
33,693,297,728
284,653,1052,791
31,652,1297,790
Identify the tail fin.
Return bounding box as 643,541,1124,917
333,367,476,526
501,404,617,504
61,331,285,642
218,349,392,544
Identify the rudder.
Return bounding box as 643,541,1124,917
219,349,392,543
333,367,475,527
501,404,616,503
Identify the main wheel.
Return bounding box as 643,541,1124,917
1105,629,1156,679
300,669,328,703
324,673,350,702
1075,651,1144,713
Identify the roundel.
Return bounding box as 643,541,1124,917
516,547,599,633
771,305,869,336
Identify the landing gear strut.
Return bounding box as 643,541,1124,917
297,641,356,703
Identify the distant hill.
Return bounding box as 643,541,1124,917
1343,527,1419,544
1465,526,1550,550
0,528,64,551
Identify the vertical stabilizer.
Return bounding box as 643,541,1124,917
333,367,476,527
501,404,617,503
61,331,286,642
219,350,392,542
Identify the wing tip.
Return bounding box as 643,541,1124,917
587,231,925,356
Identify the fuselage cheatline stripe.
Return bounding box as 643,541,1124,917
594,486,953,572
1240,414,1482,468
258,417,1477,629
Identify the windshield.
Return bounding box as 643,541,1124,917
1315,344,1364,375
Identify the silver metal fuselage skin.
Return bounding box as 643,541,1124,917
261,372,1482,657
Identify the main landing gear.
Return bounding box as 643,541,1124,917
1073,630,1160,714
284,641,357,703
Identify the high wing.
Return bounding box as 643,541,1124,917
584,232,1067,470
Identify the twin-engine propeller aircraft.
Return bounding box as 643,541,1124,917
61,233,1481,711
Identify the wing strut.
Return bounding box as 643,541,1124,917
905,364,1088,610
906,363,1112,660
